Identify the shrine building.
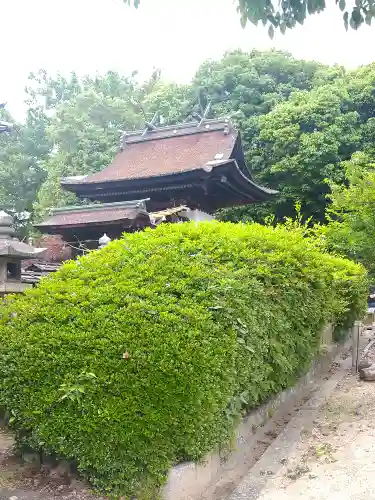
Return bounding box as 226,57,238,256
36,116,277,252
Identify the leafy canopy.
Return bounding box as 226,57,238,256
237,0,375,35
0,104,52,236
124,0,375,34
322,152,375,275
222,63,375,224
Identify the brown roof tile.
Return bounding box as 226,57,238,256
37,206,146,228
70,128,237,185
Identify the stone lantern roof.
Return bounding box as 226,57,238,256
0,211,47,296
0,211,46,258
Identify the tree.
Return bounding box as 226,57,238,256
0,102,52,236
193,50,332,223
237,0,375,34
33,71,147,213
143,50,325,139
4,51,375,234
321,155,375,272
144,81,194,125
34,51,327,216
247,84,359,222
221,63,375,224
322,152,375,275
124,0,375,34
192,50,324,131
24,52,348,221
144,50,325,140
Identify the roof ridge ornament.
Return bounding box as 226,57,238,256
193,101,211,129
120,98,215,150
117,118,232,147
120,112,159,150
141,111,158,137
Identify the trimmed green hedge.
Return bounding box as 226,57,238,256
0,222,367,497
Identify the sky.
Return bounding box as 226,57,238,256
1,0,375,120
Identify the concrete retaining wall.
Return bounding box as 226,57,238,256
320,323,333,345
163,333,349,500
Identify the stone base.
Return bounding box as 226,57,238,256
0,282,31,296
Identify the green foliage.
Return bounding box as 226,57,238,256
191,50,325,170
0,108,51,215
227,64,375,224
234,0,375,34
0,51,350,227
320,151,375,275
143,50,341,225
32,71,145,213
124,0,375,33
0,222,366,497
144,81,194,125
193,50,323,121
0,104,52,237
247,84,357,222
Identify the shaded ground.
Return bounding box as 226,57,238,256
0,430,97,500
256,341,375,500
202,384,327,500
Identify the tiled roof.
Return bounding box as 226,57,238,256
0,239,46,258
62,122,238,185
22,261,62,272
21,261,61,285
36,201,149,228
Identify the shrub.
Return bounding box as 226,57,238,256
0,222,367,497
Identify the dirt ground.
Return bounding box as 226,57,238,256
257,341,375,500
0,429,97,500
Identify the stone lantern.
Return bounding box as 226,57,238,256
0,211,46,296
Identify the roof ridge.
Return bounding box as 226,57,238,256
49,199,149,214
121,118,233,148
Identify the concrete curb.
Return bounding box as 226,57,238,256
164,338,350,500
226,348,353,500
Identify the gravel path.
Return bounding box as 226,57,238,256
256,342,375,500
